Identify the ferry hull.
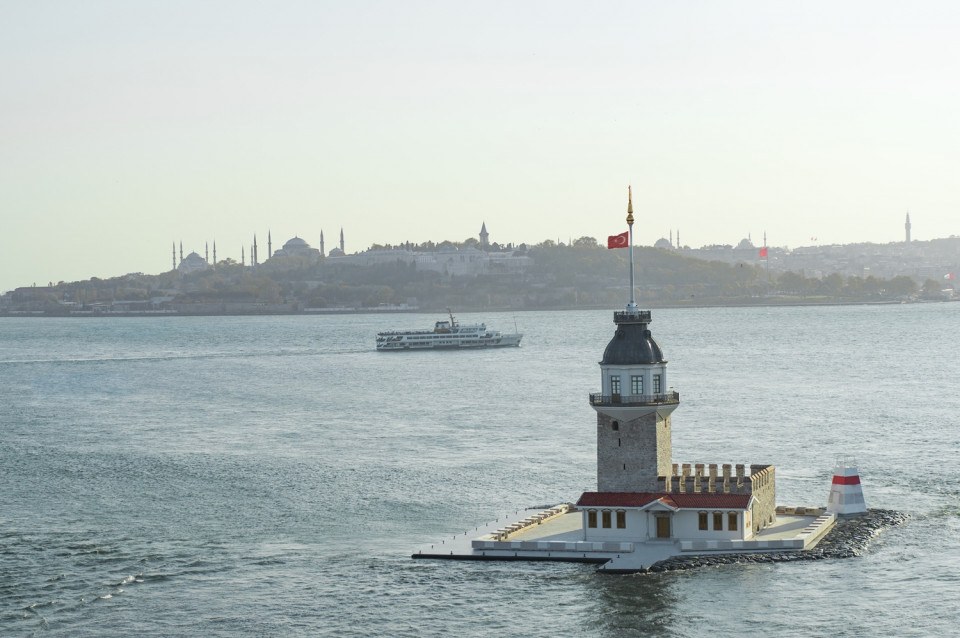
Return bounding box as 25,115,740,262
377,333,522,351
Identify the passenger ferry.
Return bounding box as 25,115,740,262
377,310,522,351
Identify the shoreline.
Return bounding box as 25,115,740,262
1,298,955,319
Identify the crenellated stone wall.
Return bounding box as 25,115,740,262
749,464,776,531
659,462,777,532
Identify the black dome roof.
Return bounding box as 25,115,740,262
601,319,665,365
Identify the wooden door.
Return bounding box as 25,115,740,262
656,516,670,538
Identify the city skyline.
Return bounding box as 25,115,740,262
2,1,958,293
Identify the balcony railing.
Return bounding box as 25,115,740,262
613,310,652,324
589,390,680,406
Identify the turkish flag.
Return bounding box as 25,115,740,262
607,231,629,249
759,247,768,258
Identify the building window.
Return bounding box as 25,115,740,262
713,512,723,530
587,510,597,528
631,375,643,395
616,510,626,529
602,510,612,528
728,512,738,531
610,375,621,396
612,421,619,431
653,374,662,394
698,511,708,530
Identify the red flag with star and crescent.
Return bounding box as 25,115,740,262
607,231,628,249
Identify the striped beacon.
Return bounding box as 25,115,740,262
826,457,867,518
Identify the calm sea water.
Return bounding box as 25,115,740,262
2,305,958,637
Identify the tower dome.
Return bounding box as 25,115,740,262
601,311,665,365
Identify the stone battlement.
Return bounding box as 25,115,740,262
659,462,773,495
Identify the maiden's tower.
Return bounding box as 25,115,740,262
413,188,840,573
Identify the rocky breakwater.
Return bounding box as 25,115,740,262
646,508,908,573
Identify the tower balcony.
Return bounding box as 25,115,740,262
588,390,680,420
613,310,652,324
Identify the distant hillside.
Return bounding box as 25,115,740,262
2,238,952,315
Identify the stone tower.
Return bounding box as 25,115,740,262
905,212,911,243
480,222,489,250
590,309,679,492
589,187,679,493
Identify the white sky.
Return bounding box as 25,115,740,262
2,1,958,292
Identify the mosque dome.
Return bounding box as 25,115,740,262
284,237,309,248
736,238,755,250
654,237,673,249
601,320,665,365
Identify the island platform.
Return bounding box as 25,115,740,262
412,504,836,573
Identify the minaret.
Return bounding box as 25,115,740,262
205,242,209,264
320,230,325,257
268,231,272,259
905,212,911,243
172,242,176,270
212,241,217,267
253,235,258,266
589,187,680,492
180,242,184,263
242,246,246,267
340,228,345,253
480,222,489,250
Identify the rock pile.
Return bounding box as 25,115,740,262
646,508,907,573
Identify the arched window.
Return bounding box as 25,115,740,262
698,511,708,530
601,510,612,528
587,510,597,528
616,510,626,529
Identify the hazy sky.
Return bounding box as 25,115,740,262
2,1,958,292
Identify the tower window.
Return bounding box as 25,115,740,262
612,421,619,431
587,510,597,528
601,510,612,528
631,375,643,395
653,374,662,394
610,375,621,396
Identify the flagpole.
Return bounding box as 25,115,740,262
627,186,636,312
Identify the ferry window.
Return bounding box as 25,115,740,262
601,510,612,528
698,512,708,530
610,376,621,395
616,510,626,529
713,512,723,530
728,512,738,531
631,375,643,395
587,510,597,528
653,375,662,394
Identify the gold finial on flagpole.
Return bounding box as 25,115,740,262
626,185,634,225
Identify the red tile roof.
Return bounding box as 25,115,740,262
576,491,751,509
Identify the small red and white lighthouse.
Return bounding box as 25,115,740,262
826,457,867,518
